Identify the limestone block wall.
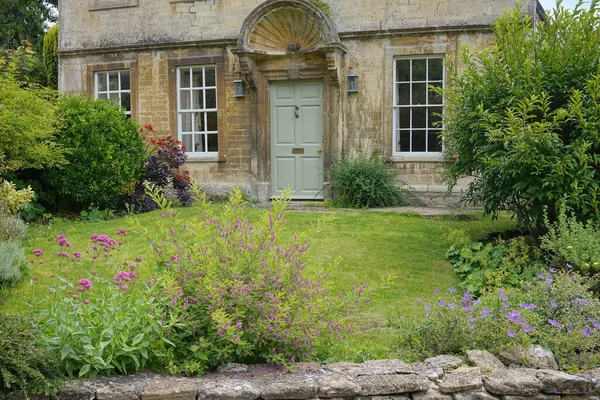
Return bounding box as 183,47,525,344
37,354,600,400
58,0,543,53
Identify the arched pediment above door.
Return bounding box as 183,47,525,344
233,0,346,86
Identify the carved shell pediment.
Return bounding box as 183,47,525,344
248,6,323,53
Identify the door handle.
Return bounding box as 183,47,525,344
294,105,300,119
317,149,322,154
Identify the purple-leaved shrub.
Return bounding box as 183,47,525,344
395,268,600,371
138,184,370,375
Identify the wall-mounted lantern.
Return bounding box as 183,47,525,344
233,80,246,97
347,74,359,93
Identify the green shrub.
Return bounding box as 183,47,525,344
0,241,27,286
441,4,600,233
328,153,405,208
137,185,368,375
0,179,34,216
0,214,28,242
446,237,545,297
45,95,146,210
0,79,65,175
0,313,64,399
395,270,600,370
541,208,600,276
43,25,59,90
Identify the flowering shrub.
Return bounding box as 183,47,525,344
137,185,369,375
129,126,193,212
0,179,34,216
446,236,545,296
35,230,176,378
395,269,600,370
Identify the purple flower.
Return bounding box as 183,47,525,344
83,299,90,305
449,287,456,293
56,234,71,247
507,330,516,337
583,328,592,337
550,301,558,308
56,251,69,257
522,325,534,333
437,301,446,307
567,324,574,331
448,303,456,309
549,267,556,273
117,228,127,236
587,318,600,329
433,288,439,293
468,316,476,323
32,249,44,257
416,298,423,302
567,263,573,270
518,303,537,310
482,307,492,315
537,274,545,280
424,305,432,311
77,279,93,291
548,319,562,328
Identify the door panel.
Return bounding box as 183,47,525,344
270,80,324,199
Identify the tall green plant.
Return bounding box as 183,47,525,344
442,1,600,233
43,25,58,90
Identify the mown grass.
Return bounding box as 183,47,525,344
1,204,515,362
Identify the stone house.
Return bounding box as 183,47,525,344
58,0,543,204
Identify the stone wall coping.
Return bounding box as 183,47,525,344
29,353,600,400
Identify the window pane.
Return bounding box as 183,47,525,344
192,68,203,87
396,59,410,82
181,113,193,132
194,112,205,132
428,83,443,105
109,72,119,90
97,92,108,100
397,83,410,106
120,72,130,90
97,73,107,92
205,89,216,109
398,130,411,152
428,130,443,152
412,83,426,105
109,93,119,103
412,59,426,81
412,130,426,152
194,134,205,152
205,67,216,87
121,92,131,112
206,112,218,131
180,68,191,88
182,134,193,153
192,90,204,110
397,107,410,129
428,107,443,128
412,107,426,128
207,133,218,152
428,58,443,81
180,90,191,110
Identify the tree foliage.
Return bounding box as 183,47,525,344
0,0,57,50
442,1,600,234
43,24,58,89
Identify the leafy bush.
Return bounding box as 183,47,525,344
45,95,146,210
35,230,176,378
137,185,368,375
395,270,600,370
0,241,27,287
541,208,600,276
129,126,193,212
0,214,28,242
329,153,404,208
446,237,545,296
0,179,34,216
441,4,600,233
0,79,65,175
0,312,64,399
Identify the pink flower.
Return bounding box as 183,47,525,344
77,279,93,291
117,228,127,236
33,249,44,256
83,299,90,305
72,295,79,300
114,271,134,284
56,251,69,257
119,285,129,291
72,251,81,259
56,234,71,247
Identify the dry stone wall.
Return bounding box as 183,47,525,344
32,352,600,400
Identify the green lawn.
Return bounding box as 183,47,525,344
1,204,515,361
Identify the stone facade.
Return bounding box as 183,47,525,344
58,0,544,204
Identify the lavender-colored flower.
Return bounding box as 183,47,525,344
518,303,537,310
522,325,534,333
448,303,456,309
433,288,439,293
449,287,456,293
548,319,562,328
549,301,558,308
424,305,432,311
549,267,556,273
437,301,446,307
416,298,423,302
468,316,476,323
536,273,545,280
567,324,574,331
567,263,573,270
482,307,492,315
582,328,592,337
507,330,516,337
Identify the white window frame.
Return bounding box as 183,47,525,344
94,70,131,116
392,55,445,156
176,65,218,157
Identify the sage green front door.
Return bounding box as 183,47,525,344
270,80,324,199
